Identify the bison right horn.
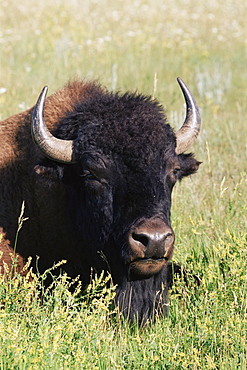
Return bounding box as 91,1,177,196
31,86,75,164
175,78,201,155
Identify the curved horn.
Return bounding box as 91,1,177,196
31,86,75,163
175,78,201,154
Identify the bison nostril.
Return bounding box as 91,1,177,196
132,232,149,248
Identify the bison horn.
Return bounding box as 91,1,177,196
32,86,75,163
175,78,201,155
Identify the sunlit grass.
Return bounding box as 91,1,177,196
0,0,247,368
0,230,246,369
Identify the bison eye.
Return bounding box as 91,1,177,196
173,168,180,176
86,173,97,180
80,171,98,181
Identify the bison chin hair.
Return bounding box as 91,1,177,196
115,263,173,325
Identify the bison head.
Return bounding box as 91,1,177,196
31,78,201,322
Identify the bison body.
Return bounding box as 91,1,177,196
0,78,201,323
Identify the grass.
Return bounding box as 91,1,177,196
0,0,247,368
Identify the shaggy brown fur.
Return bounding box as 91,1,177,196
0,81,101,273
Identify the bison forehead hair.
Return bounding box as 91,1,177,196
54,84,176,167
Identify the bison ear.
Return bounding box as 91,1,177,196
178,153,201,179
33,160,64,183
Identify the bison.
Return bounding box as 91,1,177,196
0,77,201,323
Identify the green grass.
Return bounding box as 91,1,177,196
0,0,247,368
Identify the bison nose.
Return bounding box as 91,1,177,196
128,218,174,261
131,230,173,258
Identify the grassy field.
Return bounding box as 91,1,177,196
0,0,247,368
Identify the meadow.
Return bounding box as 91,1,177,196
0,0,246,368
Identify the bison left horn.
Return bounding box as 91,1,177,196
31,86,75,163
175,78,201,155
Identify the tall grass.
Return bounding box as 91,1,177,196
0,0,247,368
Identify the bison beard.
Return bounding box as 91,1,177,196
0,78,201,324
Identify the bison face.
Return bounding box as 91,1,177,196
71,153,177,279
34,144,199,286
39,144,196,283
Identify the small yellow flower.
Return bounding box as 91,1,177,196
192,228,201,235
